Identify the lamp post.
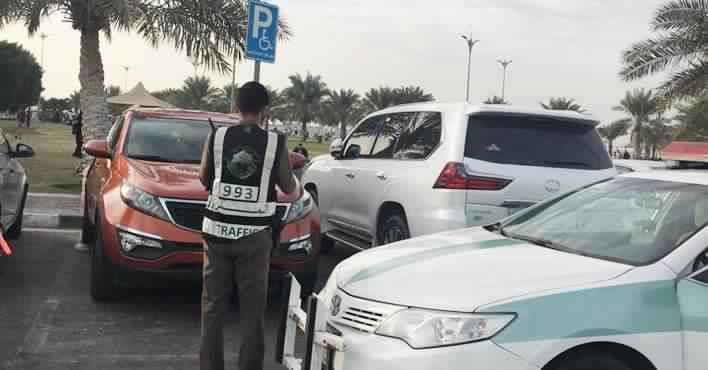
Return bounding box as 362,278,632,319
461,33,480,102
39,33,47,69
230,53,238,113
122,65,130,91
497,59,512,101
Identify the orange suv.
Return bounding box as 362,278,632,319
82,108,320,301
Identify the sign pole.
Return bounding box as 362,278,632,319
254,61,261,82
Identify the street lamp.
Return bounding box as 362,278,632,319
497,59,512,101
461,33,480,102
122,65,130,91
39,33,47,69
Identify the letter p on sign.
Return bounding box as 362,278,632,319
245,0,279,63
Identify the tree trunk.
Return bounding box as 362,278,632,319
339,121,347,140
633,121,642,159
301,120,308,142
608,140,614,158
79,27,110,146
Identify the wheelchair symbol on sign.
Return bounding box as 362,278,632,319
258,30,274,52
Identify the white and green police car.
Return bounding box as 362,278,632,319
278,165,708,370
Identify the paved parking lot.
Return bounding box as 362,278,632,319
0,230,355,370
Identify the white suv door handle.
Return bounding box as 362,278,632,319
345,173,355,179
376,171,387,180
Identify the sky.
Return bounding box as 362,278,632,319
2,0,668,144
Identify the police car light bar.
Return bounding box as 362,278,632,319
661,141,708,163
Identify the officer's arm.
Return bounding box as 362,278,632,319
276,134,298,195
200,132,215,190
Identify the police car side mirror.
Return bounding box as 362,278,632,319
329,138,343,158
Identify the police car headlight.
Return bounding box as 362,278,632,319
376,310,515,349
120,182,170,222
285,190,313,223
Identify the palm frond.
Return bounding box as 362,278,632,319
658,60,708,99
620,32,703,81
652,0,708,32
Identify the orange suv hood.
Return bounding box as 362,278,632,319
125,159,294,201
126,159,208,200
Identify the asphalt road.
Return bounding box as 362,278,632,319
0,230,356,370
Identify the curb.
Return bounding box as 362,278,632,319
24,212,82,230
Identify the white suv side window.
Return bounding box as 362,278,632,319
371,113,415,159
342,116,382,159
393,112,442,160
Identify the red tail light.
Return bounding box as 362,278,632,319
433,162,511,191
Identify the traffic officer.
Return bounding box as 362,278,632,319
199,81,298,370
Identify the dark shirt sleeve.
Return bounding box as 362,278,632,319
200,131,215,190
275,134,297,194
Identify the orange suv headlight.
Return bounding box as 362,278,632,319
120,182,170,222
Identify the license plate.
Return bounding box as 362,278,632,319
220,183,258,201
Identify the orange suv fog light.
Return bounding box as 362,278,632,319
118,230,163,253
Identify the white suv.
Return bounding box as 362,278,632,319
304,102,617,250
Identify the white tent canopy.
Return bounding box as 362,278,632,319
107,82,174,108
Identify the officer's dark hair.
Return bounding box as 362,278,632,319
238,81,270,114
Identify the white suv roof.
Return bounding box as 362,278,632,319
373,102,599,126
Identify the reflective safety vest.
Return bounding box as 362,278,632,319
202,125,280,241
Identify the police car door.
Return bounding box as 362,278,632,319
677,246,708,370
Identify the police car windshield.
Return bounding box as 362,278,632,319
502,178,708,266
125,118,224,164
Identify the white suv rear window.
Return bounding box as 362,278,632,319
465,114,612,170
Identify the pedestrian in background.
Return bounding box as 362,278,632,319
72,110,83,158
199,81,299,370
294,143,309,159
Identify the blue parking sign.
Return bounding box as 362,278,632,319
246,0,279,64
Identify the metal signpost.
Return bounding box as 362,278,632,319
246,0,279,82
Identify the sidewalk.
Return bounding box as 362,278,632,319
24,193,82,229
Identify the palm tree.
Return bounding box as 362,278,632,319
105,85,121,97
598,119,631,156
613,89,663,158
642,119,674,159
322,89,362,139
1,1,262,145
69,91,81,111
675,96,708,140
484,96,508,104
391,86,434,105
152,88,181,108
363,87,397,111
177,76,219,111
266,86,291,124
363,86,434,112
620,0,708,100
540,97,584,112
282,73,329,140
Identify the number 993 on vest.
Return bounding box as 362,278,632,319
220,183,259,202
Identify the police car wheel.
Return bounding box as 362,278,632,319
378,213,410,246
552,351,634,370
90,218,120,302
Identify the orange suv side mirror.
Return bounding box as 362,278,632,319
84,140,111,159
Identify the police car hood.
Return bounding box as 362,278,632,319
336,228,632,312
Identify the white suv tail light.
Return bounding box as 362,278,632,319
433,162,512,191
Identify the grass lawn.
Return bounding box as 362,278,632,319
0,120,81,194
0,120,330,194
